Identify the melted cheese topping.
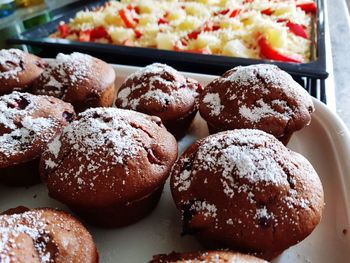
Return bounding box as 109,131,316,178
52,0,316,62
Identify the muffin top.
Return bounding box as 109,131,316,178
170,129,324,255
0,49,46,94
0,206,98,263
41,107,178,208
0,92,75,168
199,64,314,139
150,251,268,263
115,63,202,122
32,52,115,107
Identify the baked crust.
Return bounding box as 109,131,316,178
199,64,314,144
40,107,178,227
0,206,98,263
0,49,46,95
170,129,324,259
115,63,202,138
32,52,116,112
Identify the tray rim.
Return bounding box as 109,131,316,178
7,0,329,79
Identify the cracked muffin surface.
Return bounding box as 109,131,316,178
0,206,98,263
170,129,324,260
40,107,178,227
115,63,202,139
32,52,116,113
0,49,47,95
0,91,75,185
199,64,314,144
0,92,75,167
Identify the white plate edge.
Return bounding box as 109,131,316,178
312,99,350,225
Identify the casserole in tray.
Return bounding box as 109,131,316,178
8,0,327,79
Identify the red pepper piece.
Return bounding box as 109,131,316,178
229,9,241,18
79,30,91,42
134,29,142,38
203,20,214,31
296,2,317,13
187,30,201,40
216,8,230,15
58,23,69,38
203,20,220,32
90,26,108,40
261,8,273,16
158,17,168,25
277,18,288,23
258,36,303,63
134,6,140,14
119,9,136,28
286,21,308,38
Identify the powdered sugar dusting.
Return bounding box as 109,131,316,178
0,210,49,262
174,130,317,213
255,206,274,221
195,131,287,190
0,209,93,263
118,87,132,108
0,49,23,80
35,52,92,99
45,136,62,169
173,129,323,242
0,92,61,163
189,200,217,218
126,63,179,82
239,99,292,123
202,93,223,116
203,64,313,123
47,136,61,158
116,63,199,111
173,157,193,192
63,109,141,160
222,64,291,89
43,107,166,192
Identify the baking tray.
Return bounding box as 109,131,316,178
0,64,349,262
7,0,328,79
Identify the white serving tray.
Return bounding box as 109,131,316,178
1,65,350,263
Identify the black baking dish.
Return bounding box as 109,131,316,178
8,0,328,79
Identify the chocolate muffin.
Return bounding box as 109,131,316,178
0,206,98,263
150,251,268,263
32,52,116,112
115,63,202,139
0,91,75,186
40,107,178,227
0,49,46,95
170,129,324,260
199,64,314,145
